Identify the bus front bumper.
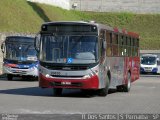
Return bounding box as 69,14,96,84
39,73,99,89
3,66,38,77
140,67,158,73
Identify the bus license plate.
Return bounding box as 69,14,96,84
12,70,22,73
145,70,151,72
61,82,71,85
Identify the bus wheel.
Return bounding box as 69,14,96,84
53,88,63,96
98,78,109,97
117,72,131,92
123,73,131,92
7,74,13,80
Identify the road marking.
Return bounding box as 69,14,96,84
17,109,84,114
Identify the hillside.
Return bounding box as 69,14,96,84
0,0,160,49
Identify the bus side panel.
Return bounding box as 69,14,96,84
132,56,140,82
104,56,139,89
98,63,108,89
107,57,124,89
123,56,140,85
123,57,130,84
158,65,160,74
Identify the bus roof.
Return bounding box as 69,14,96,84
5,36,34,43
42,21,139,38
6,36,34,39
141,54,158,57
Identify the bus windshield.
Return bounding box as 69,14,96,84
141,56,156,65
5,42,37,61
40,35,98,64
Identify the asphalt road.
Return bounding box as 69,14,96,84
0,75,160,119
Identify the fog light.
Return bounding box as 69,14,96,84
45,74,50,78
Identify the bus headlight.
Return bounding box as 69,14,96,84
83,70,99,79
30,67,35,70
83,74,92,79
45,74,50,78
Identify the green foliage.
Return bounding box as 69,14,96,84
0,0,160,49
0,0,43,33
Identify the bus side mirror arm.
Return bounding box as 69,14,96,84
1,41,5,53
34,33,41,53
103,40,106,50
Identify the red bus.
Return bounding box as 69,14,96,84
35,21,140,96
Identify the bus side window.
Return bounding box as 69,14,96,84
112,33,118,56
118,35,121,56
137,39,139,47
100,30,105,58
120,35,124,56
131,38,135,56
134,39,138,56
123,36,127,56
106,31,112,56
127,37,131,56
137,39,139,56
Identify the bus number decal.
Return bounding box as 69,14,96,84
51,72,61,76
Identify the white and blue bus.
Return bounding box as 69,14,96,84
140,54,160,74
1,36,38,80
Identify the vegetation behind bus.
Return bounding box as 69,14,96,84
0,0,160,50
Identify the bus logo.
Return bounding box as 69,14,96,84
67,58,73,63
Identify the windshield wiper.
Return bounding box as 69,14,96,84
69,35,86,50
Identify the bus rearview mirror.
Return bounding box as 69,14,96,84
34,33,41,52
103,40,106,50
1,42,5,53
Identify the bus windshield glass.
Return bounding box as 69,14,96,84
5,41,37,61
141,56,156,65
40,35,98,64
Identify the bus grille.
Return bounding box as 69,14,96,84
10,67,29,69
50,82,82,87
46,66,88,70
51,75,83,78
144,67,152,70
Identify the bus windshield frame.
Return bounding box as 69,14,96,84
5,38,37,62
141,56,156,65
40,34,98,64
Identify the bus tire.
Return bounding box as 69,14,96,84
123,72,131,92
98,77,109,97
7,74,13,80
53,88,63,96
117,72,131,92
